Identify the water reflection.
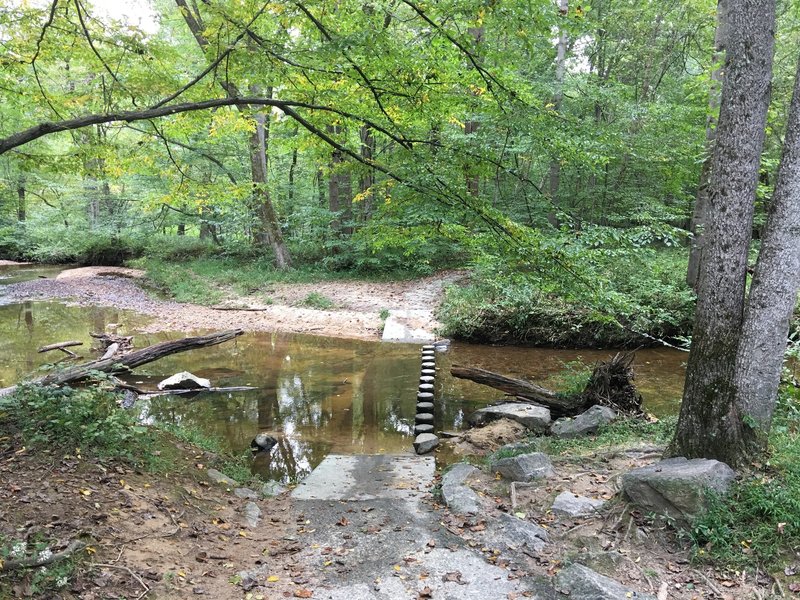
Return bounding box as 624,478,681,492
0,300,688,483
0,263,64,286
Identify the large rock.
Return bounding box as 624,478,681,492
242,502,261,528
157,371,211,391
621,457,735,523
441,463,482,515
251,432,278,452
261,480,288,497
490,512,549,553
551,491,605,517
551,405,616,439
491,452,554,482
555,563,656,599
414,433,439,454
468,403,551,433
206,468,237,487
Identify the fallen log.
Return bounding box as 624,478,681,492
138,386,258,399
37,340,83,356
450,366,590,418
0,329,244,397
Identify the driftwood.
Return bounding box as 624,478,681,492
0,329,244,397
451,352,643,418
91,332,134,354
0,539,86,572
451,366,590,418
210,305,269,312
38,340,84,355
138,386,258,399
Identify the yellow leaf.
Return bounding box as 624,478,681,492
85,546,96,555
239,530,248,538
267,575,279,582
80,489,92,496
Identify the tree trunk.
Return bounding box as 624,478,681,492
687,0,728,290
0,329,244,397
464,25,484,198
547,0,568,227
16,178,26,222
669,0,776,465
359,125,376,220
328,124,353,236
732,55,800,451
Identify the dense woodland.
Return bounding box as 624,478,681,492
1,0,800,466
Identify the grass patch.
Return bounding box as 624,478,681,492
690,386,800,571
301,292,335,310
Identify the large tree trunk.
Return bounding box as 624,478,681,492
16,178,26,222
732,56,800,451
328,124,353,236
687,0,728,290
669,0,776,465
546,0,568,227
0,329,244,397
359,125,376,220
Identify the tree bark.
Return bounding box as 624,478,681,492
732,55,800,449
0,329,244,397
547,0,568,227
669,0,776,464
359,125,376,220
16,178,26,222
328,124,353,236
450,366,589,417
687,0,728,290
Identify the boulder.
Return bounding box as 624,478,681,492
490,512,549,553
206,468,237,488
551,491,605,517
251,432,278,452
491,452,554,482
555,563,656,599
468,403,551,433
441,463,482,515
157,371,211,391
234,487,259,500
621,457,736,523
414,433,439,454
551,405,616,439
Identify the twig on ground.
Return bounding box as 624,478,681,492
0,539,86,571
93,563,150,599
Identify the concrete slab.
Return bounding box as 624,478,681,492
381,309,437,343
291,454,435,502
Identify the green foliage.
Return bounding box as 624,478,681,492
552,360,593,397
302,292,335,310
690,387,800,570
3,385,152,463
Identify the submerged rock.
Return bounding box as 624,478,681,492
157,371,211,391
491,452,555,482
622,457,736,523
251,432,278,452
551,405,616,439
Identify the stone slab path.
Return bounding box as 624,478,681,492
290,455,540,599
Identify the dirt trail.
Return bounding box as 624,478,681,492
0,267,466,340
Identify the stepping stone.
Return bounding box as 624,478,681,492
415,412,434,424
419,383,434,391
421,361,435,369
422,344,435,351
417,392,434,401
416,401,434,411
414,433,439,454
414,424,435,435
421,369,436,376
419,375,435,383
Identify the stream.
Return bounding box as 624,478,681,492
0,263,687,483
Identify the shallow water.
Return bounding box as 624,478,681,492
0,279,687,483
0,263,64,286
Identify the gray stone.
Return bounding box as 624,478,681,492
422,344,435,351
491,452,555,482
415,412,434,424
416,401,434,411
441,463,483,515
421,369,436,376
234,487,259,500
421,350,435,357
251,432,277,452
491,512,549,553
421,361,436,369
157,371,211,391
417,392,434,400
242,501,261,528
551,405,616,439
554,563,656,599
414,424,435,435
414,433,439,454
206,468,237,488
468,403,552,433
419,383,434,391
261,480,288,497
419,375,435,383
551,491,605,517
621,457,736,523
